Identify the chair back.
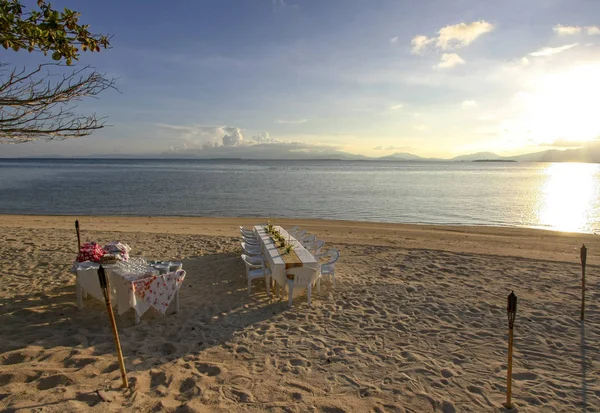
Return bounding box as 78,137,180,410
242,234,259,243
164,269,186,282
240,227,255,237
286,267,317,286
308,240,325,254
287,225,299,233
241,242,260,255
241,253,263,267
294,230,307,239
240,254,253,269
321,249,340,265
302,234,316,244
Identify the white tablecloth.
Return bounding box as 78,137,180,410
75,260,184,321
254,225,319,288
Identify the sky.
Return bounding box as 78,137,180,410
2,0,600,159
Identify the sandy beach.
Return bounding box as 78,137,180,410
0,214,599,412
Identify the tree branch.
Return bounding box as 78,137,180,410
0,62,117,143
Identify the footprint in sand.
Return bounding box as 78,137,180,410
195,362,222,377
37,374,73,390
513,371,537,381
150,370,170,388
222,386,255,403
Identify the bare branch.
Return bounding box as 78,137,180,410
0,62,117,143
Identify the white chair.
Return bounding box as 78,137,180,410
307,240,325,256
240,228,256,237
316,249,340,293
241,242,261,256
293,230,307,239
239,226,254,236
286,267,318,307
287,225,300,234
301,234,316,246
241,254,271,296
241,234,260,245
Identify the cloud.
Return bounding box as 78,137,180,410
272,0,298,9
411,20,493,60
540,138,600,148
587,26,600,35
156,123,227,146
221,127,244,146
554,25,600,36
553,25,582,35
194,141,349,160
276,119,307,124
389,104,403,110
413,125,428,131
461,100,478,108
157,123,250,149
436,20,494,50
390,36,398,44
411,35,434,54
529,43,578,57
250,132,275,144
434,53,466,69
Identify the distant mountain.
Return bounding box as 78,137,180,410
5,141,600,163
510,143,600,162
380,143,600,163
451,152,504,162
378,152,436,161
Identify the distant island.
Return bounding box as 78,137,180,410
472,159,517,163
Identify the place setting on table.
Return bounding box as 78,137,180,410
72,221,186,324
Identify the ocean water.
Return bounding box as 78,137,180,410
0,158,599,233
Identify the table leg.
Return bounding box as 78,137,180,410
76,277,83,310
175,289,180,313
288,281,294,308
135,311,140,325
265,276,271,297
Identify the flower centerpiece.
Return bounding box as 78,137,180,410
265,220,275,234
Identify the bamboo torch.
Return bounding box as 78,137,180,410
581,244,587,321
75,219,81,252
503,291,517,410
97,266,129,388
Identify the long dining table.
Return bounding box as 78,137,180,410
254,225,319,297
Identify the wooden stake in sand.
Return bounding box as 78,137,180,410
97,265,129,388
580,244,587,321
503,291,517,410
75,219,81,252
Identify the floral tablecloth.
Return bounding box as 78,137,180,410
131,269,186,315
75,261,186,321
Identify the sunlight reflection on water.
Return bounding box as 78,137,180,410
537,163,600,233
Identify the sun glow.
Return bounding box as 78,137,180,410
510,64,600,146
537,163,600,232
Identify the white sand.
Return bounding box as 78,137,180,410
0,215,599,412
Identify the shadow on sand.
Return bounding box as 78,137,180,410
0,251,297,410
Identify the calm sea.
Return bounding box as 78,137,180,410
0,159,599,233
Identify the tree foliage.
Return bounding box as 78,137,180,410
1,0,109,65
0,0,114,143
